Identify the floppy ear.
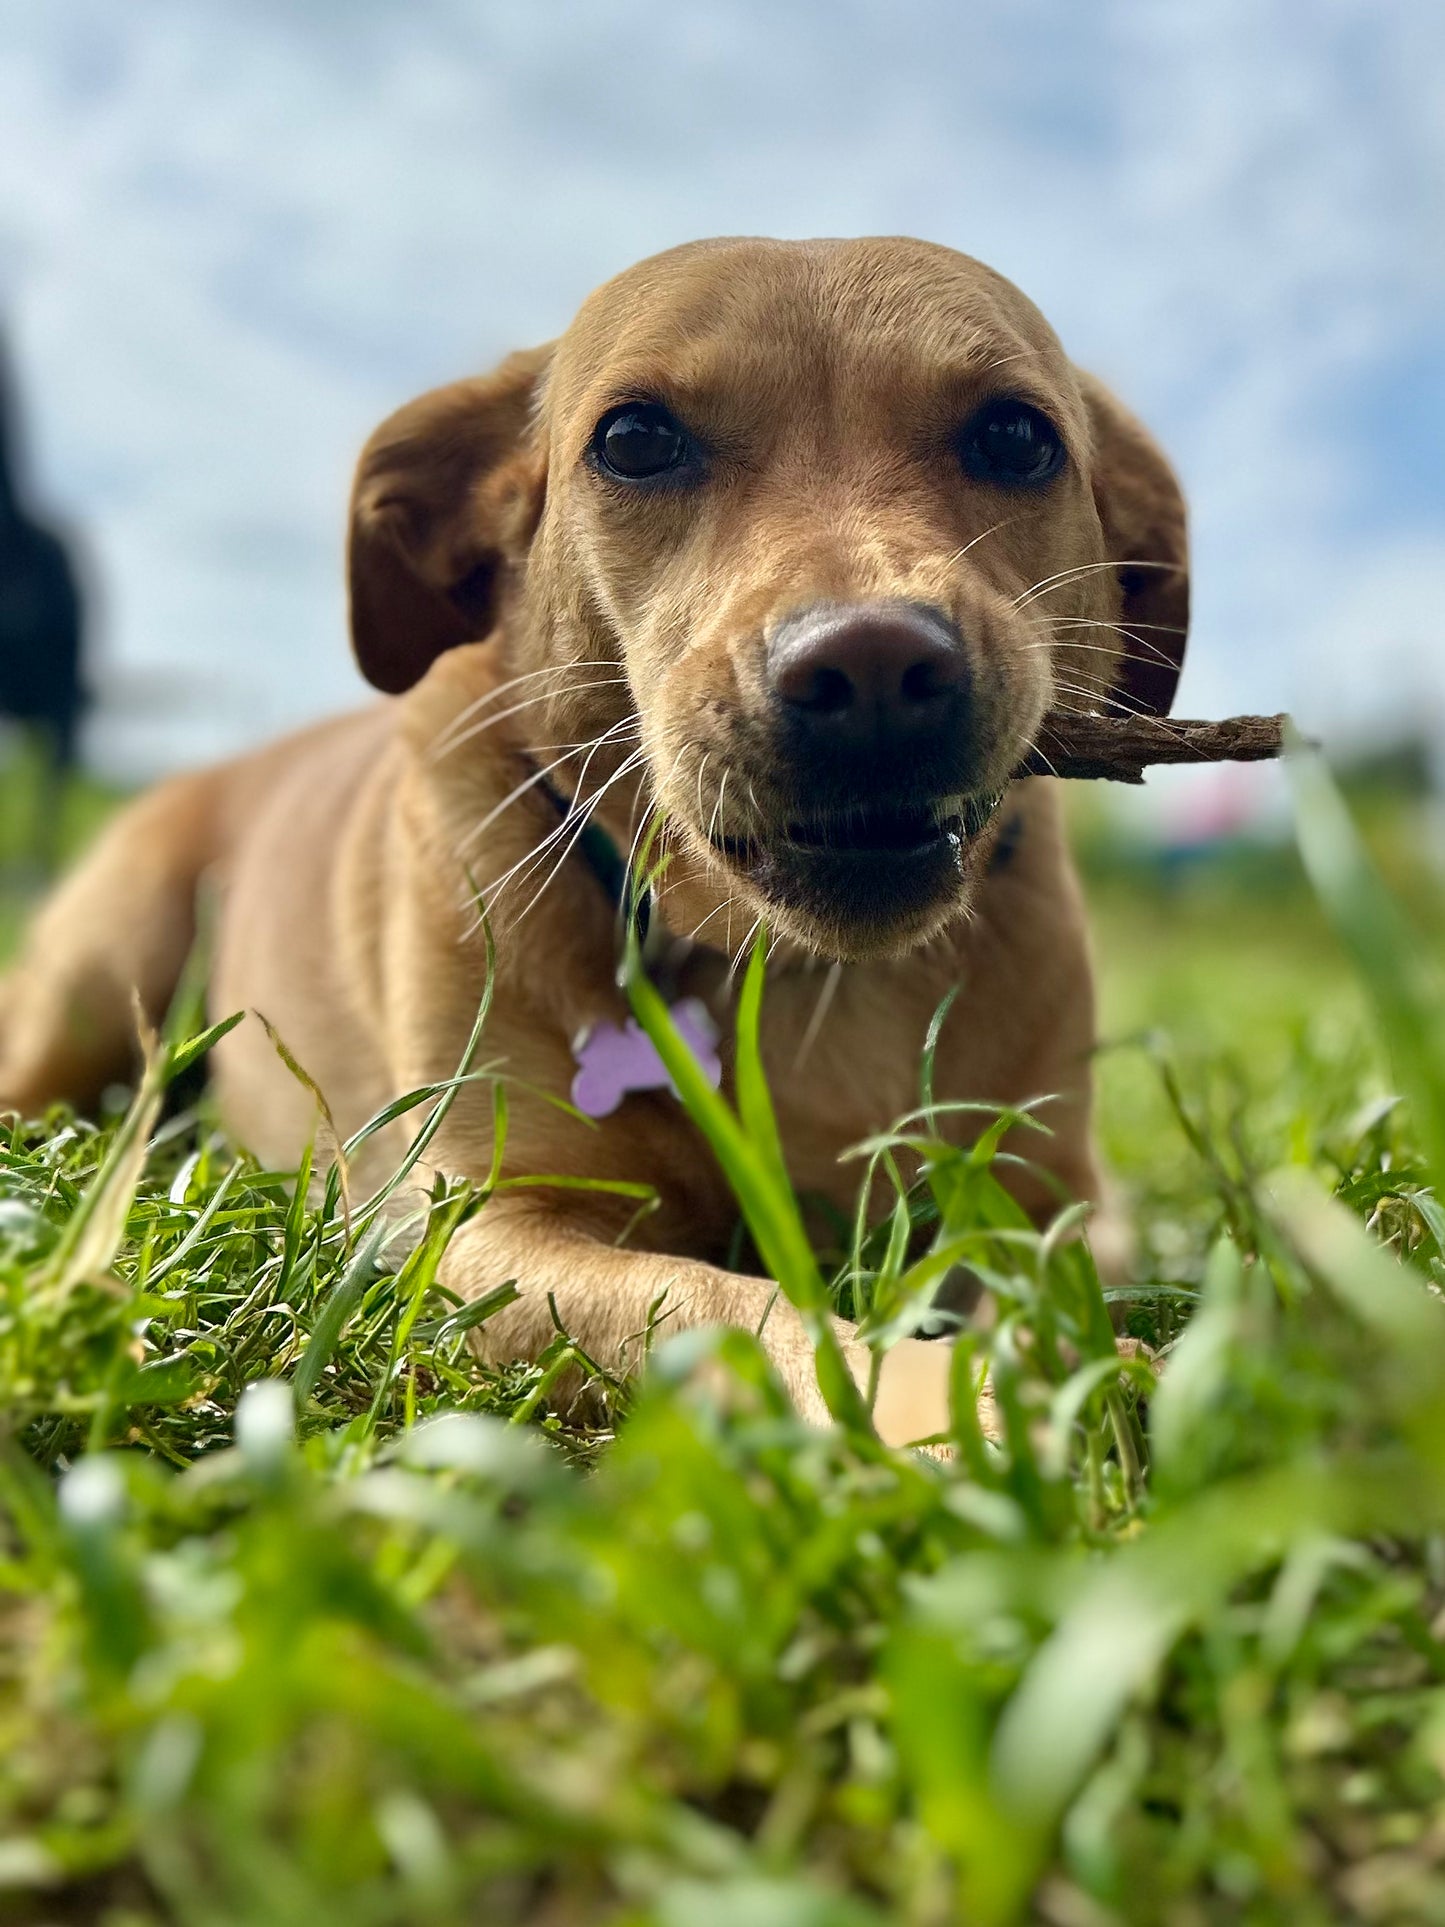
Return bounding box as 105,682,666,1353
1076,370,1190,718
347,344,552,694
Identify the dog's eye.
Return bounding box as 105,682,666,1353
592,402,693,480
958,399,1066,487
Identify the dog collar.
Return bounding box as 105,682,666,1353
527,763,723,1118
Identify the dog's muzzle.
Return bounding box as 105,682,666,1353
709,599,1005,939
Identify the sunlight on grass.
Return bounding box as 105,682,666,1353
1,757,1444,1923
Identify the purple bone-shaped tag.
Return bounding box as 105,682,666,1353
571,996,722,1118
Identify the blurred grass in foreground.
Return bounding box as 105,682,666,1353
0,757,1443,1925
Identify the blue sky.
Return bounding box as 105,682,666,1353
1,0,1442,775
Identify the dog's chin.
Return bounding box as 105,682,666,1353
704,791,1006,963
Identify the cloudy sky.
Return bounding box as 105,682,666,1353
1,0,1442,775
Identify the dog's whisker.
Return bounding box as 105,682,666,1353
509,748,654,927
706,766,730,848
431,668,617,761
436,677,633,762
618,750,688,909
623,801,663,907
941,515,1018,570
1049,667,1176,719
1045,675,1197,747
792,959,842,1071
470,746,650,933
461,715,641,851
520,723,644,755
692,751,712,850
679,898,734,948
621,739,696,904
1012,556,1183,611
1021,736,1062,779
1024,636,1162,665
1037,617,1184,668
1043,615,1187,636
725,914,765,992
526,733,661,893
509,740,650,892
457,715,640,857
468,726,644,901
429,659,624,756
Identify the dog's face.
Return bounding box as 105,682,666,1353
349,238,1188,960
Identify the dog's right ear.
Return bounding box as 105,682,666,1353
1076,370,1190,719
347,344,552,694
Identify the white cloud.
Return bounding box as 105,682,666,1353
0,0,1441,775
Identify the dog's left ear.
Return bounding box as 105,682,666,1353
1076,371,1190,718
348,344,552,694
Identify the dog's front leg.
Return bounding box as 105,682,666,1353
436,1197,958,1448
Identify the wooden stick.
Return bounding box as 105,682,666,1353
1013,712,1292,786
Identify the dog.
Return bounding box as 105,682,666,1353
0,238,1187,1445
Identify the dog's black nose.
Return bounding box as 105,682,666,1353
767,601,970,751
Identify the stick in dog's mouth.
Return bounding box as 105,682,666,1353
703,712,1291,870
681,712,1291,947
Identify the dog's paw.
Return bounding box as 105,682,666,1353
1113,1334,1157,1369
868,1336,997,1453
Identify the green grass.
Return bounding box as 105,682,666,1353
0,744,127,957
2,760,1444,1925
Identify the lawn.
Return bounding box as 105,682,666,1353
1,752,1444,1926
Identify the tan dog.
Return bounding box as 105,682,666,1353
0,238,1187,1444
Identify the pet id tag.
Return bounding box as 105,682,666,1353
571,996,722,1118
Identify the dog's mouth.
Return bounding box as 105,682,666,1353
708,789,1006,941
715,792,1001,861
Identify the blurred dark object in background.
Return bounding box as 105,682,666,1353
0,329,87,869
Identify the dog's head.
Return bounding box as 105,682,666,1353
349,238,1188,960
